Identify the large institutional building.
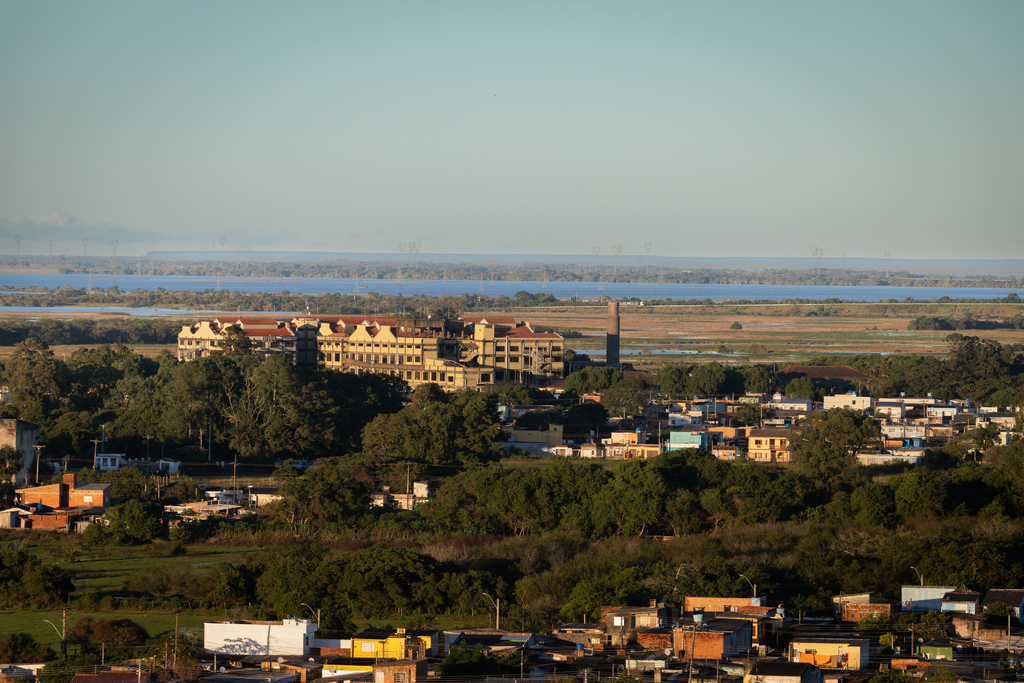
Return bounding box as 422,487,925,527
177,315,566,389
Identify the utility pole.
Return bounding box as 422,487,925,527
32,444,43,484
43,607,72,658
91,439,102,470
174,610,181,673
232,455,238,504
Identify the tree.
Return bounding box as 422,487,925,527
84,500,160,545
602,376,649,418
785,376,822,401
216,326,254,356
0,445,23,483
790,409,879,490
656,365,690,400
687,362,727,397
0,632,55,663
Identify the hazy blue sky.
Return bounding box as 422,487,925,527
1,1,1021,260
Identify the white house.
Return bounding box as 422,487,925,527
94,453,127,472
823,395,874,412
205,618,317,656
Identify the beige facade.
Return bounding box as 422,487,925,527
177,317,319,366
178,314,566,389
318,315,565,389
747,428,794,463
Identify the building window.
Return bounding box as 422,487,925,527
481,373,490,383
510,356,519,363
496,356,505,363
509,345,519,352
447,375,454,383
394,674,407,683
431,372,437,381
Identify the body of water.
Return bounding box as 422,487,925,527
1,273,1022,303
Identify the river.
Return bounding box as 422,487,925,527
1,273,1022,304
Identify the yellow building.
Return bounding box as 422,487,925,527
351,628,437,660
318,315,565,390
747,428,794,463
178,314,566,390
177,317,319,366
788,637,869,670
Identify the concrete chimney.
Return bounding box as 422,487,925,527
607,301,620,368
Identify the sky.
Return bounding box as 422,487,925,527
1,1,1022,261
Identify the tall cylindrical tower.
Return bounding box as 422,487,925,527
606,301,620,368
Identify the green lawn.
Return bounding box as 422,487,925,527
0,610,210,651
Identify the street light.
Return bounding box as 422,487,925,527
911,566,923,586
300,602,321,625
43,618,66,658
739,574,757,598
482,592,500,630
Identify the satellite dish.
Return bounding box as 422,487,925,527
956,645,963,650
309,658,315,663
277,657,285,663
220,667,227,673
918,638,924,643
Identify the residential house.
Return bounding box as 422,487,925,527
372,660,427,683
789,638,869,669
746,429,794,463
874,402,907,421
351,628,436,660
204,618,318,656
823,395,874,412
673,618,752,660
94,453,126,472
260,659,324,683
444,629,536,655
371,482,432,511
636,627,673,651
602,601,677,647
14,473,110,531
552,623,606,650
683,597,763,615
941,587,984,615
767,398,814,412
980,589,1024,618
832,593,894,622
902,586,957,613
667,431,711,451
745,661,824,683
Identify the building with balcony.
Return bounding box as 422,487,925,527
318,315,565,390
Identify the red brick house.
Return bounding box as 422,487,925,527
372,660,427,683
673,619,752,659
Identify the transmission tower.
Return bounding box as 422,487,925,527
611,245,622,275
14,235,21,269
398,242,406,281
645,242,652,277
81,237,89,260
809,245,823,276
884,251,891,279
111,240,118,269
593,246,601,271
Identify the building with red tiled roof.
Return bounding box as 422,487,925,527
179,314,568,390
319,316,566,390
178,318,319,367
